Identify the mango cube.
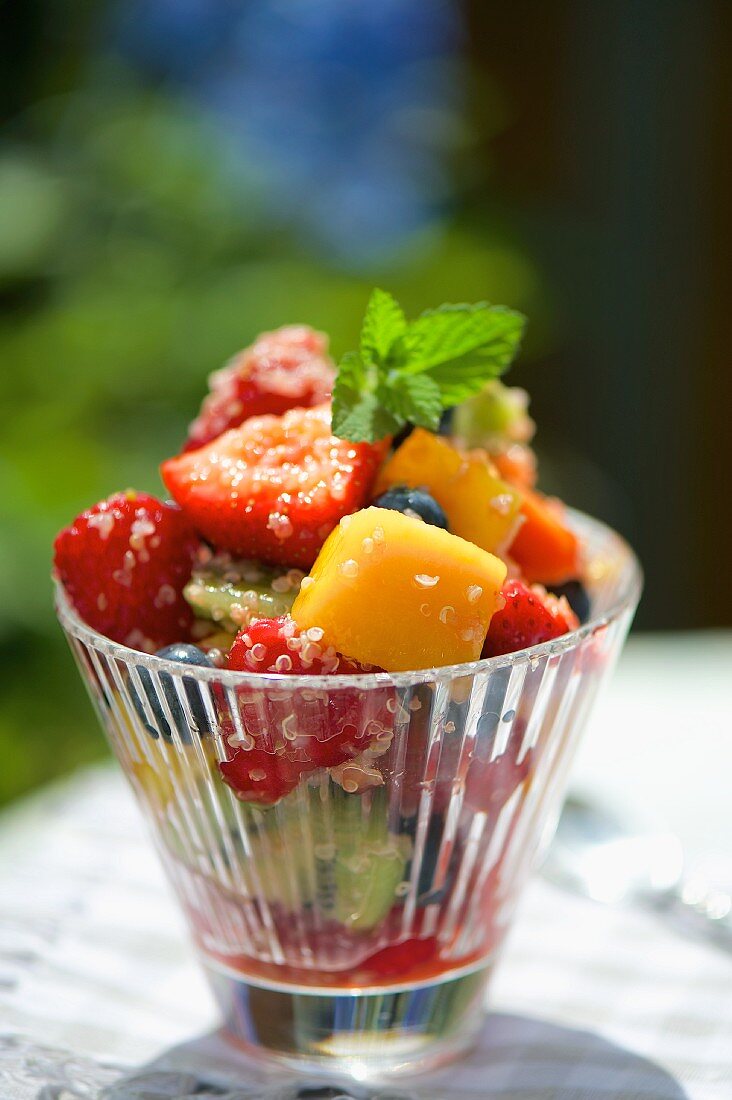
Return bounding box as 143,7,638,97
375,429,522,554
291,507,507,672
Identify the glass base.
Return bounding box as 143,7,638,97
204,957,491,1079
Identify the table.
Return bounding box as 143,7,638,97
1,633,730,1099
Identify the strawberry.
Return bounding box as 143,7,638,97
162,404,385,569
54,491,198,652
218,745,306,807
218,616,394,804
355,936,439,983
184,325,334,452
226,614,367,679
482,579,579,658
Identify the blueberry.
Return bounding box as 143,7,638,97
129,643,213,743
373,485,449,530
156,642,213,667
547,579,591,624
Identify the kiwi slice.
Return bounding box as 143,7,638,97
184,553,304,633
242,788,411,931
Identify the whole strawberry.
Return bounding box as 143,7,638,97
54,491,199,652
184,325,335,452
219,616,394,803
482,579,579,658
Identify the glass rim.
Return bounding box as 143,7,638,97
54,507,642,689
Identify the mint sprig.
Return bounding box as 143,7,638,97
331,289,526,443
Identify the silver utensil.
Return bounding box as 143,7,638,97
543,794,732,951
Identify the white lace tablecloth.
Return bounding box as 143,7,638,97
1,633,731,1100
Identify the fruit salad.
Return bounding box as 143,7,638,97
54,291,598,996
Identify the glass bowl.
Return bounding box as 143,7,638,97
55,508,641,1079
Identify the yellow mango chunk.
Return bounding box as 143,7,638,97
291,507,507,672
375,429,522,554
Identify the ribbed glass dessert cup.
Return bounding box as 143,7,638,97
55,509,641,1079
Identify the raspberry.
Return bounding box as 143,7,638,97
54,491,198,652
184,325,335,452
218,745,306,807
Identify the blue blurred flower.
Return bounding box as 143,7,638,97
106,0,463,265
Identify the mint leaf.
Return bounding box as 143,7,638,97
330,291,527,443
381,373,443,432
360,288,407,365
331,350,366,413
332,391,401,442
331,350,401,441
404,304,525,373
333,349,366,388
428,358,505,406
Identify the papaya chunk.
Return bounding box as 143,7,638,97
509,489,580,584
375,429,522,554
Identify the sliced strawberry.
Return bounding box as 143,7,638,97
482,579,579,658
54,491,198,652
218,616,394,804
355,936,439,983
184,325,334,452
162,404,385,569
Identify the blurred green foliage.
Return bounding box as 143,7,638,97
0,82,546,807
